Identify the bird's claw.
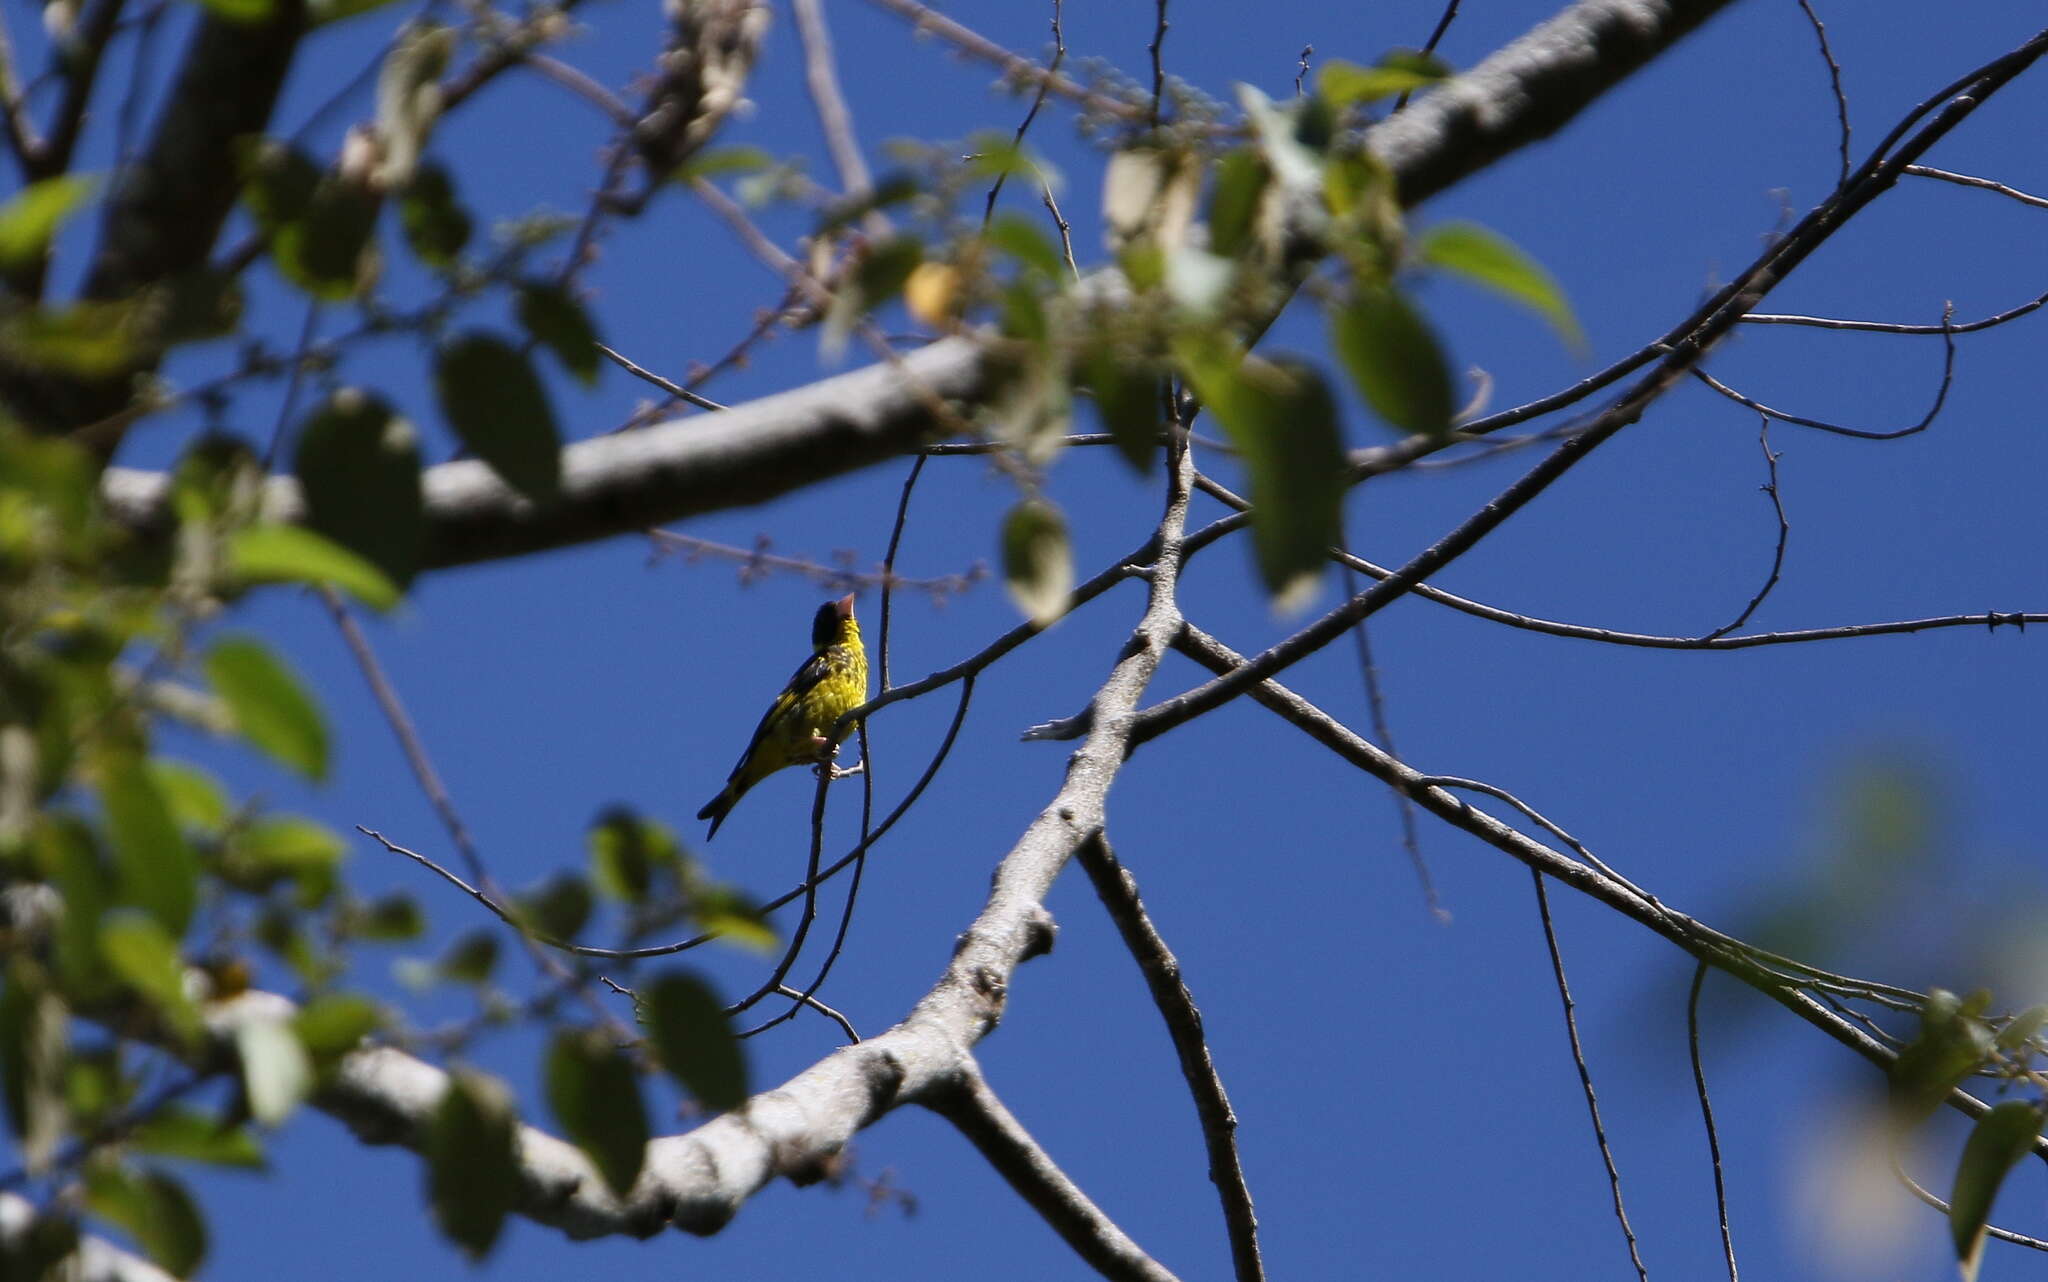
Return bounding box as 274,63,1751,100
813,758,866,781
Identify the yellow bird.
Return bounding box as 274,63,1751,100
697,594,870,839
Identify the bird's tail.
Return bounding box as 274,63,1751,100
697,784,738,840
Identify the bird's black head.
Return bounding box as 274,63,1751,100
812,594,856,649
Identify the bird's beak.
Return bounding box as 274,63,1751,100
834,594,856,620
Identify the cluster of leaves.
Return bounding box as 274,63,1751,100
693,51,1580,622
1884,987,2048,1282
0,418,772,1273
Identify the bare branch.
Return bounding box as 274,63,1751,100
1077,833,1263,1282
927,1065,1184,1282
1688,964,1741,1282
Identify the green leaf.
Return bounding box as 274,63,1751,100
205,635,329,782
97,911,200,1044
814,171,919,234
0,175,95,270
235,1014,313,1126
1419,221,1584,351
0,300,140,376
678,145,776,180
517,280,602,386
398,162,471,268
429,1069,521,1258
293,389,424,588
1080,348,1159,473
983,212,1065,282
1997,1005,2048,1051
1331,287,1456,437
273,177,380,301
641,971,748,1112
1173,336,1347,609
694,886,778,955
545,1029,648,1198
436,930,499,985
131,1106,267,1168
84,1164,207,1277
192,0,274,21
221,816,346,904
98,758,198,934
1951,1099,2044,1282
588,808,679,904
434,331,562,503
517,873,594,942
0,960,66,1173
226,523,401,611
147,760,229,833
1317,51,1450,107
238,141,319,233
349,891,425,941
1001,498,1072,627
1890,988,1997,1126
1208,150,1269,261
31,817,114,996
292,993,382,1063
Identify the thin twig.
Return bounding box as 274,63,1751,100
1692,308,1954,440
1394,0,1461,111
1794,0,1851,188
262,300,322,468
1688,963,1740,1282
1337,545,1444,920
1701,419,1788,640
1905,163,2048,210
1741,289,2048,333
981,0,1063,226
879,455,927,691
1532,869,1650,1282
596,342,728,411
862,0,1148,123
1891,1151,2048,1253
1077,833,1263,1282
647,527,979,600
793,0,876,209
1147,0,1169,128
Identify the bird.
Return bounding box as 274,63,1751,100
697,594,870,840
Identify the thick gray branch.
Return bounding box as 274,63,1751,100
1370,0,1738,205
95,0,1732,570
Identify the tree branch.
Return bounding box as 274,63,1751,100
1076,833,1262,1282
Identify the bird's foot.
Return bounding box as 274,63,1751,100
814,758,866,781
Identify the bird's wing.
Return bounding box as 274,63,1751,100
723,650,833,780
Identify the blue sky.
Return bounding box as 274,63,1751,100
19,0,2048,1278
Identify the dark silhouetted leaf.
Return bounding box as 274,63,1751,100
1174,335,1346,609
274,177,380,301
221,816,346,905
205,636,329,781
398,162,471,268
226,524,400,611
545,1029,648,1198
437,930,499,985
1332,287,1455,437
1889,987,1996,1126
347,891,425,941
429,1069,520,1257
642,970,748,1113
1080,348,1159,473
1951,1099,2044,1282
517,280,602,386
518,873,594,941
1001,498,1072,627
239,140,320,233
588,808,678,904
434,331,562,503
294,389,424,588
